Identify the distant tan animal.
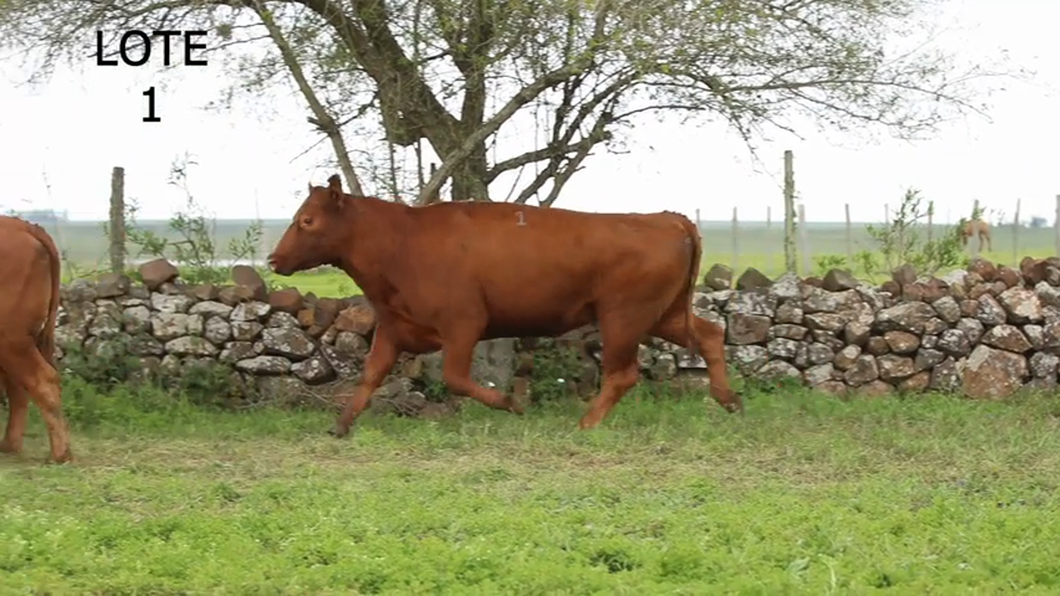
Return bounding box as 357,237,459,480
961,218,992,252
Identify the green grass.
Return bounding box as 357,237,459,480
4,378,1060,593
265,268,362,298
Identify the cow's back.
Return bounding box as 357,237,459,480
396,202,696,336
0,221,59,341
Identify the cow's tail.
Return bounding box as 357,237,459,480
24,222,62,368
679,215,703,358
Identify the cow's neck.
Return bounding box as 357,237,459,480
335,197,408,298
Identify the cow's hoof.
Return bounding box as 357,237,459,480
45,452,73,465
328,425,350,439
721,395,744,415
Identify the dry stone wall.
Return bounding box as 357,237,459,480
698,255,1060,399
53,256,1060,412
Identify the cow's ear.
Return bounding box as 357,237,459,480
326,174,344,208
326,174,343,196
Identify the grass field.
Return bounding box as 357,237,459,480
4,378,1060,593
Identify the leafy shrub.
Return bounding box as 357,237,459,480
858,187,971,281
528,341,587,404
813,254,848,277
110,153,268,286
60,336,240,413
59,335,144,390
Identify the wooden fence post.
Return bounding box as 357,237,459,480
927,200,934,245
109,166,125,273
1055,195,1060,257
731,206,739,273
767,205,777,273
254,189,267,268
797,203,809,276
695,208,701,232
1012,198,1021,266
844,203,853,267
970,199,980,259
783,150,796,274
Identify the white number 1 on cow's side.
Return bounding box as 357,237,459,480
516,211,527,226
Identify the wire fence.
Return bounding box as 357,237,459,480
693,200,1060,280
15,163,1060,283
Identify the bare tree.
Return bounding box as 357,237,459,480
0,0,1018,206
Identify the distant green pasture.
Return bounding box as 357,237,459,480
47,218,1055,296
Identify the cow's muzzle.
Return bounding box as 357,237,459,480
266,254,286,275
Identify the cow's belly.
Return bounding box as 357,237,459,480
383,270,601,345
384,314,444,353
464,273,596,338
481,300,595,339
389,311,591,349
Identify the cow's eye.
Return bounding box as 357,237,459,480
301,216,313,227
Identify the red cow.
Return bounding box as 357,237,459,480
0,216,71,463
268,175,741,437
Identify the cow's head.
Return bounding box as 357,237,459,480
268,174,349,276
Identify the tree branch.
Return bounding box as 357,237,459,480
490,71,633,194
414,0,618,204
512,153,565,205
486,138,598,182
252,0,365,195
295,0,460,147
415,58,594,205
539,102,614,207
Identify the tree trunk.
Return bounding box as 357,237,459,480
450,145,490,201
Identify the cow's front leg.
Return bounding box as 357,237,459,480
330,327,399,438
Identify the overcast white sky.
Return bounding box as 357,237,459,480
0,0,1056,224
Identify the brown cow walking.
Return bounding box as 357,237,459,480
0,216,71,463
268,175,742,437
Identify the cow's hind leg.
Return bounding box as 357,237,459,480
578,318,643,429
0,374,31,455
440,331,523,415
331,328,400,438
649,310,742,413
0,340,71,463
